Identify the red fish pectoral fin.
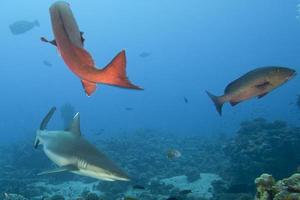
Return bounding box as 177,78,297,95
81,80,97,96
101,50,142,90
41,37,57,46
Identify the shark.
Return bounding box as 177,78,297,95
41,1,142,96
34,107,130,181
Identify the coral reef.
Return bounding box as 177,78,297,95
0,129,227,199
255,173,275,200
255,173,300,200
223,118,300,189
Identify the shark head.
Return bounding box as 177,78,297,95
35,107,130,182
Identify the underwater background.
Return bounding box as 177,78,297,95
1,0,300,200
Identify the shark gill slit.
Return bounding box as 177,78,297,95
78,158,88,169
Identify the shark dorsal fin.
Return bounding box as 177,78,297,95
69,112,81,136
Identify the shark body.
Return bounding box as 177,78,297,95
42,1,141,96
35,107,130,181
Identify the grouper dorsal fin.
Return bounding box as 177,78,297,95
69,112,81,136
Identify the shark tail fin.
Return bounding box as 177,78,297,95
100,50,142,90
35,107,56,149
206,91,225,116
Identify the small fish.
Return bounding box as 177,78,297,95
94,130,104,136
139,52,151,58
166,197,178,200
206,66,296,115
9,20,39,35
95,128,104,135
132,185,145,190
125,107,133,111
122,197,138,200
179,189,192,195
43,60,53,67
167,149,181,160
183,96,188,104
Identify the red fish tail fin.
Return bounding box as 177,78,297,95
206,91,225,116
102,50,142,90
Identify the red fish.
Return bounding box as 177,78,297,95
41,1,142,96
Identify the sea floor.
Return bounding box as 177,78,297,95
0,129,248,200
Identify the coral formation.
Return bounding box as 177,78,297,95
223,118,300,188
255,173,300,200
0,129,227,199
6,119,299,200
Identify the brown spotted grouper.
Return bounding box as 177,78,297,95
206,66,296,115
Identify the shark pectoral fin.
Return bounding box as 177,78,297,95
37,165,78,176
258,92,268,99
34,137,40,149
81,80,97,96
41,37,57,46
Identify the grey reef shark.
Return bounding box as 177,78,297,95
34,107,130,181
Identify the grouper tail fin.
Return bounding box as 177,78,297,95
206,91,225,116
101,50,142,90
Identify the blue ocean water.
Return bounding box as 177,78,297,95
1,0,300,199
1,0,299,140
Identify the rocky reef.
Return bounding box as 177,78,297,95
2,117,299,200
0,129,227,200
255,173,300,200
223,118,300,189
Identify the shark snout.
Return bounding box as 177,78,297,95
113,173,130,181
